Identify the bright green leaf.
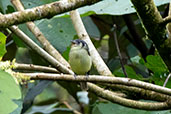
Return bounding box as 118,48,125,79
0,32,7,60
0,70,22,114
145,55,169,76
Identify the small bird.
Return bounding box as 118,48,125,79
69,39,92,91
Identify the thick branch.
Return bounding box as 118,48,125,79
102,83,171,102
131,0,171,71
23,73,171,96
88,83,171,110
11,0,71,69
0,0,102,28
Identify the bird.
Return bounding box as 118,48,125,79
69,39,92,91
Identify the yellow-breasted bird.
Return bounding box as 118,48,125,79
69,39,92,91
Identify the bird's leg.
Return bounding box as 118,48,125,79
86,71,90,80
74,73,77,79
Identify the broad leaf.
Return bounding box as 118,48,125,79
0,70,22,114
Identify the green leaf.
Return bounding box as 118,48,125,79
92,101,171,114
35,17,76,53
0,70,22,114
114,65,142,79
0,32,7,60
144,55,169,76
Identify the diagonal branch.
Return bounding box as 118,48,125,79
70,10,113,76
9,26,74,74
11,0,71,69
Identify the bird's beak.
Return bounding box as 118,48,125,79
71,40,76,44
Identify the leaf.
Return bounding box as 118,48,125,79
35,17,76,53
22,80,53,113
0,32,7,60
0,70,22,114
27,102,73,114
144,55,169,76
114,65,142,79
92,101,171,114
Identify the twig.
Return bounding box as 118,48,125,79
88,83,171,110
9,25,74,75
14,63,59,73
113,24,128,78
163,74,171,87
63,101,82,114
11,0,71,69
21,73,171,96
70,10,113,76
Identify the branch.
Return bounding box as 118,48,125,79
166,3,171,39
113,24,128,77
131,0,171,71
163,73,171,87
11,0,71,69
22,73,171,96
14,63,59,73
0,0,102,28
70,10,113,76
9,26,74,74
88,83,171,110
62,101,82,114
162,16,171,26
102,83,171,102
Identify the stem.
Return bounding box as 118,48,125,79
113,24,128,78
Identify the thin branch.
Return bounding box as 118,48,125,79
14,63,59,73
88,83,171,110
11,0,71,69
163,73,171,87
0,0,102,28
62,101,82,114
122,14,148,59
22,73,171,96
70,10,113,76
9,26,74,75
113,24,128,78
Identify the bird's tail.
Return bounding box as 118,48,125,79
80,82,88,91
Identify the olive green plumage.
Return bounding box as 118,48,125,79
69,39,92,91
